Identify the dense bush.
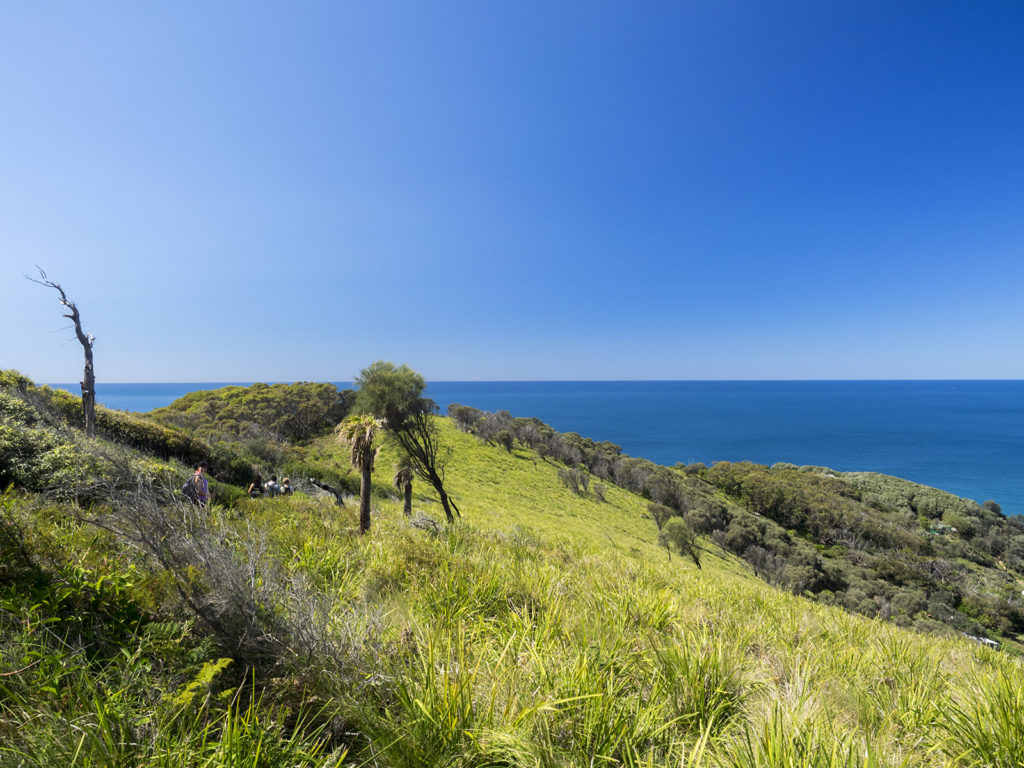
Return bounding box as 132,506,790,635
703,460,1024,641
0,374,254,488
152,382,355,444
0,379,88,491
0,419,82,491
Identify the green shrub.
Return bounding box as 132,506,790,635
151,382,355,443
0,423,84,491
659,517,701,568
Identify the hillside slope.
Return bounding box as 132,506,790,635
2,375,1023,766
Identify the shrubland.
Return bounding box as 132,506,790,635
453,404,1024,648
1,370,1023,766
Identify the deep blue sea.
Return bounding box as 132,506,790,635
49,380,1024,515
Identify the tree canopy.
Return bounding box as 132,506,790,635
354,361,426,427
152,382,354,443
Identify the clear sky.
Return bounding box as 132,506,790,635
2,2,1023,383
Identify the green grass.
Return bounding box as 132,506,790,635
3,418,1024,766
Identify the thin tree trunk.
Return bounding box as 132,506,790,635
403,481,412,516
81,342,96,437
359,462,372,533
437,485,456,524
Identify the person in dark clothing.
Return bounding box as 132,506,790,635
186,461,210,506
248,474,264,498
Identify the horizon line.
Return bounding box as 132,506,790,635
46,377,1024,385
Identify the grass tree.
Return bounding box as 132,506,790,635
392,457,415,517
337,414,384,534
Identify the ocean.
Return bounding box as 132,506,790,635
48,380,1024,515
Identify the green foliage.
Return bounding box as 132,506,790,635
354,360,426,425
447,403,484,432
338,414,385,533
684,499,730,535
558,467,590,496
152,381,354,444
983,499,1002,515
355,362,459,522
168,657,234,706
0,371,256,488
494,429,514,452
723,705,888,768
648,501,675,530
0,380,87,491
659,517,702,568
0,421,82,491
704,460,1024,643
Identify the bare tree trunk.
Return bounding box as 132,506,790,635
79,327,96,437
26,267,96,437
359,462,372,533
403,480,412,516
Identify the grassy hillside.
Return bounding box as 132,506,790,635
2,374,1023,766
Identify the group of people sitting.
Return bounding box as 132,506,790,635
247,474,293,498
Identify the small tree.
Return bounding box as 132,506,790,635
659,517,702,569
26,267,96,437
337,414,384,534
390,406,459,523
355,361,459,523
495,429,514,453
558,467,584,495
392,457,414,517
983,499,1002,515
648,502,675,531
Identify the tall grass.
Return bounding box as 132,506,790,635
0,628,347,767
4,421,1024,766
941,667,1024,767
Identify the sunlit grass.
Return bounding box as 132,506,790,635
4,418,1024,766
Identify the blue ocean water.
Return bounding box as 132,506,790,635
49,380,1024,515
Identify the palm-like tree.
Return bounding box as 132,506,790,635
392,457,415,517
337,414,384,533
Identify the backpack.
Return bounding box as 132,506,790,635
181,476,199,502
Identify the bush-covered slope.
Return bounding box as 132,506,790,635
150,381,355,443
1,370,256,490
451,403,1024,647
699,461,1024,645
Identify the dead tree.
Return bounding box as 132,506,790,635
26,267,96,437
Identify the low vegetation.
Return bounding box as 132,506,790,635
2,369,1023,766
452,403,1024,649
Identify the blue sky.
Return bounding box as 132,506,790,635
3,2,1023,382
